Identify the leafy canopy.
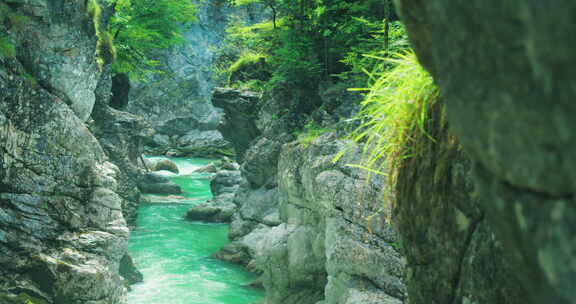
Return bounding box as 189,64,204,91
107,0,197,79
219,0,401,90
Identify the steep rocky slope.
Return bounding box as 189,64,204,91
0,1,141,302
126,1,267,157
394,102,527,304
89,66,152,228
191,87,406,304
397,1,576,303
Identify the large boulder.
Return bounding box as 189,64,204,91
176,129,231,157
150,159,180,174
397,1,576,303
138,173,182,195
186,169,243,222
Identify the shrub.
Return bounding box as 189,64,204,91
227,51,269,85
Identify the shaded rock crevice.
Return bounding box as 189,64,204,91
394,101,528,304
396,1,576,302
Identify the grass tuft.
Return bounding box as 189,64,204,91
339,50,439,188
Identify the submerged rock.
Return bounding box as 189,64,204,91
119,254,144,286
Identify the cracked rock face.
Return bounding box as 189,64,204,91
13,0,101,122
397,1,576,302
0,1,130,303
394,103,527,304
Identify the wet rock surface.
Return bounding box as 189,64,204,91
397,1,576,303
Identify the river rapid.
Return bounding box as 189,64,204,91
127,157,263,304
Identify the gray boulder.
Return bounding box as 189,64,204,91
150,159,180,174
138,173,182,195
186,169,242,222
176,129,231,157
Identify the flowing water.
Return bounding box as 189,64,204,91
128,157,264,304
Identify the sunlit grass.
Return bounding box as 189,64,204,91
338,50,439,188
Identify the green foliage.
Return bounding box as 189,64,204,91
343,51,439,186
338,21,410,86
220,0,401,91
296,121,334,147
95,30,117,68
107,0,198,79
0,34,16,58
86,0,117,70
227,51,268,84
0,2,28,58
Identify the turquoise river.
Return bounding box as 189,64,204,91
128,157,264,304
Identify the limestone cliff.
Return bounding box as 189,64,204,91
0,1,140,302
193,86,406,304
394,101,527,304
126,1,267,157
396,1,576,303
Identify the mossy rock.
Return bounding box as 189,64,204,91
0,293,48,304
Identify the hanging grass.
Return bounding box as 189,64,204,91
337,50,439,189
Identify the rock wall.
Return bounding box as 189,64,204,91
396,1,576,303
394,102,527,304
0,1,140,302
273,135,406,304
200,86,406,304
126,1,267,157
89,66,152,228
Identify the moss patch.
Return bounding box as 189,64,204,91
0,293,48,304
86,0,116,69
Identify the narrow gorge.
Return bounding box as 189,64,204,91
1,1,575,304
